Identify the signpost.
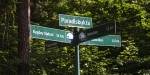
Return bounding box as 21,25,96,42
78,22,115,43
59,14,93,75
31,25,73,43
59,14,92,28
81,35,121,47
30,14,121,75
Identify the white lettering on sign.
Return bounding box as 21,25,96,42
43,32,54,36
61,18,65,22
92,38,104,42
77,20,81,25
56,34,64,38
33,30,55,37
61,18,90,26
112,39,120,43
87,21,90,26
33,30,43,35
81,20,85,25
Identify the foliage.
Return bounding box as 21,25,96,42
0,0,150,75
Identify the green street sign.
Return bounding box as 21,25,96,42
78,22,115,43
31,25,73,43
59,14,92,28
81,35,121,47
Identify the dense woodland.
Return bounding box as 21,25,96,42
0,0,150,75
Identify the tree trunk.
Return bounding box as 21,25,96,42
17,0,30,75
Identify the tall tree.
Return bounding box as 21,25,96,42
17,0,30,75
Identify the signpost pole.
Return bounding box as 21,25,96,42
73,28,80,75
75,42,80,75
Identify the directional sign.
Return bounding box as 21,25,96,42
78,22,115,43
59,14,92,28
31,25,73,43
80,35,121,47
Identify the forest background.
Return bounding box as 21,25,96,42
0,0,150,75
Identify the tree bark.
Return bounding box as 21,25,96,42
17,0,30,75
